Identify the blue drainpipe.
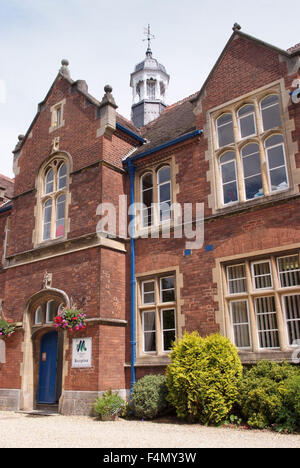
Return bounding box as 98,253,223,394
127,160,136,398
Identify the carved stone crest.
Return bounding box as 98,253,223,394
43,271,52,289
51,136,60,153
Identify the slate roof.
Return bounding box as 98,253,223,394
129,92,198,157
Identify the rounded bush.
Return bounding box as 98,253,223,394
166,332,243,425
131,374,169,420
239,360,300,431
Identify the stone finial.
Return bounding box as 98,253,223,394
59,59,71,79
97,85,118,139
13,134,24,154
233,23,241,31
99,85,118,110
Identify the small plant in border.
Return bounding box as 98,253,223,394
54,306,86,332
0,318,16,338
94,390,125,420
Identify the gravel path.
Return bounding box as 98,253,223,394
0,411,299,448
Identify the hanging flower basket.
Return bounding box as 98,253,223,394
54,306,87,332
0,318,17,339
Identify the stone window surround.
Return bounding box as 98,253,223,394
134,155,180,236
214,244,300,361
205,79,300,214
33,153,71,248
49,98,66,133
135,266,185,365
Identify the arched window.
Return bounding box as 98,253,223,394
260,95,282,131
141,172,153,227
237,104,256,139
40,158,68,242
219,152,238,205
241,143,263,200
147,79,156,100
157,166,171,222
265,134,288,192
216,113,234,148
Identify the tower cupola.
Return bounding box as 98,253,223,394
130,25,170,128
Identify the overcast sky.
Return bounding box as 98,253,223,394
0,0,299,178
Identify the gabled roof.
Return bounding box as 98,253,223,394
190,27,300,104
13,68,143,155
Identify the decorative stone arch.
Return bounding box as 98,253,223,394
20,288,70,411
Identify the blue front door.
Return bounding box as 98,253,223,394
37,331,58,404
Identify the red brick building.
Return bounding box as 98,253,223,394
1,25,300,414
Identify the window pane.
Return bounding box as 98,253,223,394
242,144,263,200
255,296,279,349
45,169,54,194
56,195,65,238
144,332,156,352
283,295,300,345
223,181,238,205
142,281,155,304
58,163,67,189
159,183,171,203
217,114,234,147
162,309,176,351
227,264,247,294
43,199,52,240
160,276,175,302
230,301,251,348
46,301,56,323
220,151,235,164
267,145,285,170
244,174,263,200
143,311,156,331
142,173,153,227
143,311,156,352
158,166,170,184
252,262,273,289
221,161,236,184
35,306,43,324
278,255,300,288
265,137,288,192
261,95,281,131
269,167,288,191
238,105,256,138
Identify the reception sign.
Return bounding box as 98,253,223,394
72,337,92,368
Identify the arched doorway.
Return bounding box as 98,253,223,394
21,288,69,412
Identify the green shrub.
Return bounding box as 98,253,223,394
94,390,125,419
238,360,300,431
131,374,169,420
166,332,243,425
277,374,300,432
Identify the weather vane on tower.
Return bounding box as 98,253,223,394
143,24,155,56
